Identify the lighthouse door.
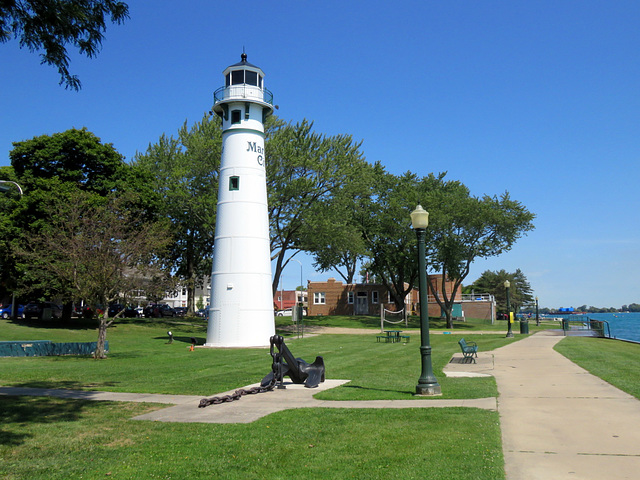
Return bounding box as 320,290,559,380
355,292,368,315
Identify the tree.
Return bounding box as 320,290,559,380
134,115,221,314
353,171,441,310
1,0,129,90
266,118,367,295
427,191,535,328
307,161,380,284
19,191,171,358
471,269,534,315
6,128,162,312
10,127,126,194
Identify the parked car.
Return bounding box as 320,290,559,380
174,307,187,317
0,304,24,319
108,304,138,318
108,304,126,317
22,302,63,320
143,304,176,318
196,307,210,318
276,307,307,317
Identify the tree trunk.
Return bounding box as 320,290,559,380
94,313,113,359
95,318,108,359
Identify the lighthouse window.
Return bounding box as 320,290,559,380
231,70,244,85
245,70,258,86
258,76,263,88
225,73,230,86
231,110,241,124
229,176,239,191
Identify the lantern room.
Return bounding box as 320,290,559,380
213,53,274,121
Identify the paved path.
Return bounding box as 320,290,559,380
0,381,496,424
445,331,640,480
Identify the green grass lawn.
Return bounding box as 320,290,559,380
554,336,640,400
280,313,561,334
0,316,507,479
0,399,503,480
0,316,515,399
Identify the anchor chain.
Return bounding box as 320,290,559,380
198,347,284,408
198,374,278,408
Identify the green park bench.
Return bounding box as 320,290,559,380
458,338,478,363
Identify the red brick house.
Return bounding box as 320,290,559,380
307,276,467,318
273,290,307,311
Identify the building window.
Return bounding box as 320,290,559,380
347,292,354,304
314,292,325,305
231,110,241,124
372,291,379,304
229,176,239,191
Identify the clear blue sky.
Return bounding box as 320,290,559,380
1,1,638,309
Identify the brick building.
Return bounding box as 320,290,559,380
307,278,387,316
273,290,308,311
306,276,495,321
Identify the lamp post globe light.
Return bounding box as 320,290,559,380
0,180,23,195
504,280,514,338
410,205,441,396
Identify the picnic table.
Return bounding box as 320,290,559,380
376,330,410,343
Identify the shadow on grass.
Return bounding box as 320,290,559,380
151,336,207,345
0,396,94,446
342,384,414,395
7,380,119,390
7,317,101,331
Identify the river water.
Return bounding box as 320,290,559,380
542,312,640,343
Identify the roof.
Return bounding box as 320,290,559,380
228,53,259,69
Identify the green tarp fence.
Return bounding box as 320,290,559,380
0,340,107,357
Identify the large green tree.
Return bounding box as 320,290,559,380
134,115,221,314
10,127,125,194
1,0,129,89
353,171,445,310
6,128,159,311
19,191,171,358
306,162,381,285
266,119,367,295
471,268,534,315
426,190,536,328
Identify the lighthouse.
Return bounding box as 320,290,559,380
205,54,275,347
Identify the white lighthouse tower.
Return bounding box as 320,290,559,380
205,53,275,347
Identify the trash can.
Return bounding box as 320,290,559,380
519,319,529,334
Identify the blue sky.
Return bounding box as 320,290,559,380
1,1,638,309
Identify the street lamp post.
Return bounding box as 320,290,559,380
535,296,539,326
411,205,441,396
0,181,23,321
0,181,23,196
291,258,304,338
505,280,514,337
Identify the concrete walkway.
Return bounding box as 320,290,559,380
445,331,640,480
0,381,497,424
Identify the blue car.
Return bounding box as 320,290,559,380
0,303,24,319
